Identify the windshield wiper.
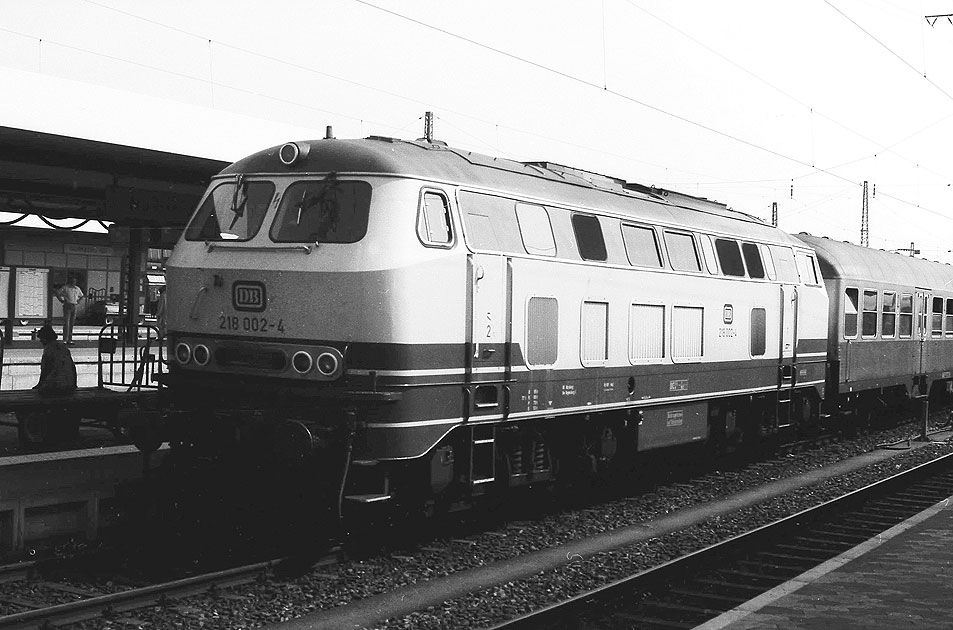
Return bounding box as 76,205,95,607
228,174,248,231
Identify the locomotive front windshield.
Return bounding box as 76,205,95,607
185,180,275,242
270,177,372,243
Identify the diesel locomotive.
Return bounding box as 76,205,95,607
134,135,953,523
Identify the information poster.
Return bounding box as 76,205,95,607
15,267,49,319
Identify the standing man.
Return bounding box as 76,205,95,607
56,276,84,346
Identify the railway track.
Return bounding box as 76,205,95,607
490,449,953,630
0,558,282,629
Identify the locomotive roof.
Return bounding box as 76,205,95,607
219,137,802,246
797,233,953,292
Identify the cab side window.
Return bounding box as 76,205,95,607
417,190,453,247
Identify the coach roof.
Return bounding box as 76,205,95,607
798,233,953,291
220,136,799,246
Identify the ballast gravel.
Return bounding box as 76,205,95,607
64,423,953,630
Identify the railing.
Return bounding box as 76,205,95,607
97,324,165,391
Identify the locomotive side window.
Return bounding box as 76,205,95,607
672,305,704,360
526,297,558,366
415,190,453,247
629,303,665,362
759,245,777,280
186,180,275,242
714,239,745,277
946,299,953,337
844,288,858,338
515,203,556,256
741,243,765,279
621,224,662,268
932,297,944,337
899,294,914,338
581,301,609,365
700,235,719,274
571,213,608,261
769,245,800,283
271,179,372,243
459,192,523,253
664,231,701,272
862,290,878,337
750,308,766,356
796,253,820,285
882,292,897,338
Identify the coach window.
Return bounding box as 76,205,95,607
899,294,914,338
946,299,953,337
416,190,453,247
515,203,556,256
932,297,944,337
844,288,858,338
862,290,878,337
750,307,766,356
700,235,719,274
571,214,607,261
621,224,663,268
458,192,523,253
882,292,897,338
741,243,766,279
715,239,745,277
664,231,701,272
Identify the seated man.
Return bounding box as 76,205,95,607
33,324,77,394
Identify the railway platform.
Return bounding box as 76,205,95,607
702,483,953,630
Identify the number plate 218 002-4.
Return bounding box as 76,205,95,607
218,313,285,334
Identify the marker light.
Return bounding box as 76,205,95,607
174,343,192,365
291,351,313,374
316,352,339,376
193,344,210,366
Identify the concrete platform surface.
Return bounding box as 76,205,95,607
700,490,953,630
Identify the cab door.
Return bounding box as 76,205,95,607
777,284,798,427
466,253,511,416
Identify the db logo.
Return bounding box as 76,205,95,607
723,304,733,324
233,281,266,312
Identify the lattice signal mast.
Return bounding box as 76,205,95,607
861,180,869,247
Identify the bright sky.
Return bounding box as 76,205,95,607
2,1,953,258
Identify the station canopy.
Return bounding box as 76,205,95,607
0,126,228,228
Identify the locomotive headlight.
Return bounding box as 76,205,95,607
193,344,211,366
278,141,310,166
316,351,340,376
174,342,192,365
291,351,313,374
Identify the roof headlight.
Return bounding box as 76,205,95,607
279,142,310,166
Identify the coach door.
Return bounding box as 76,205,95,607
777,284,798,427
916,290,929,380
466,253,511,414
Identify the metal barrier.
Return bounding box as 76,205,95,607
97,324,165,391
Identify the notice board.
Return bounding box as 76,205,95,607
15,267,48,319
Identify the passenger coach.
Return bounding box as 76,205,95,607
157,137,830,511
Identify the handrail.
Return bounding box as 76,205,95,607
97,324,164,391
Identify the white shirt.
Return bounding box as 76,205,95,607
60,285,84,305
